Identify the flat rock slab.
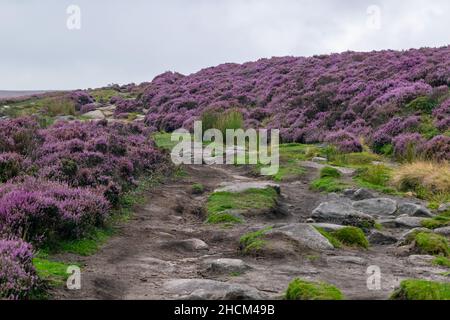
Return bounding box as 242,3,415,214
205,258,250,274
395,216,426,228
397,203,433,217
352,198,397,216
407,255,435,266
368,230,398,245
434,226,450,236
160,238,209,252
351,188,376,200
312,201,375,228
214,181,280,194
164,279,265,300
83,110,106,119
311,223,346,232
269,223,334,251
327,256,367,265
299,161,356,175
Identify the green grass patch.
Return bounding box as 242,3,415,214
320,166,341,178
191,183,205,194
239,227,272,254
354,164,398,195
414,232,449,256
272,160,305,181
332,226,369,249
152,132,180,151
310,176,349,193
327,151,382,168
285,278,344,300
89,88,119,103
206,212,243,224
433,256,450,268
391,279,450,300
314,227,342,248
421,211,450,229
33,256,75,287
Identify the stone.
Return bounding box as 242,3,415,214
83,110,106,119
351,188,376,201
395,216,426,228
398,228,430,244
352,198,397,216
434,226,450,237
160,238,209,252
343,189,356,197
377,218,397,228
368,230,398,245
312,156,327,163
407,255,435,266
164,279,265,300
214,181,280,194
311,223,346,232
312,201,375,228
438,203,450,213
327,256,367,265
205,258,250,274
269,223,334,251
397,203,433,217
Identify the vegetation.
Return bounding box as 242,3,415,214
432,256,450,268
310,176,349,193
33,256,74,287
239,227,272,254
285,278,344,300
191,183,205,194
201,109,244,135
314,227,342,248
332,227,369,249
391,279,450,300
320,166,341,178
413,232,449,256
421,210,450,229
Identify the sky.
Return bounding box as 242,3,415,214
1,0,449,90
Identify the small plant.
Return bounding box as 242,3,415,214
314,227,342,248
191,183,205,194
206,212,243,224
239,227,272,254
332,227,369,249
285,278,344,300
391,279,450,300
432,256,450,268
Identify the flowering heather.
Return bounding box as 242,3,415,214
112,96,143,115
68,90,95,111
0,152,23,182
0,238,38,300
392,133,425,160
325,130,362,153
423,135,450,161
141,46,449,157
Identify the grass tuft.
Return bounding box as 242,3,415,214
391,279,450,300
285,278,344,300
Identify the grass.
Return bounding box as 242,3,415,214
316,226,368,249
354,164,398,195
88,88,119,103
310,176,349,193
206,212,243,224
391,279,450,300
421,211,450,229
432,256,450,268
272,160,305,181
414,232,449,256
33,256,75,287
320,166,341,178
152,132,180,151
206,187,278,224
191,183,205,194
285,278,344,300
327,151,382,168
391,161,450,203
201,109,244,135
239,227,272,254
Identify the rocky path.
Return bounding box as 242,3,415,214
54,163,449,300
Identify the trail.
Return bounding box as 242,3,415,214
54,164,447,300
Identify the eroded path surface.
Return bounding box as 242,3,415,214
54,164,448,300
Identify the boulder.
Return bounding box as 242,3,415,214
160,238,209,252
368,230,398,245
434,226,450,237
438,203,450,213
205,258,250,274
352,198,397,216
312,156,327,163
269,223,334,251
311,223,346,232
395,216,426,228
377,218,397,228
214,181,280,194
397,203,433,217
312,201,375,228
398,228,430,244
164,279,265,300
351,188,376,201
83,110,106,120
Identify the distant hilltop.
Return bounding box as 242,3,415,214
0,90,53,99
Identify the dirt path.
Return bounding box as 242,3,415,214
53,164,447,300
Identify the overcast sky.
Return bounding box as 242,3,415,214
1,0,449,90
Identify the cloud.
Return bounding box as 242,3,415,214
0,0,448,89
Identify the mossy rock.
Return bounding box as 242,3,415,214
285,278,344,300
391,279,450,300
332,226,369,249
414,232,449,256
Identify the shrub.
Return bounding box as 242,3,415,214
332,227,369,249
320,166,341,178
0,152,23,182
391,279,450,300
325,130,362,153
423,135,450,161
0,239,38,300
392,133,425,162
285,278,344,300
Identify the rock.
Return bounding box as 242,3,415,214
311,223,346,232
352,198,397,216
312,156,327,163
54,115,76,122
269,223,334,251
214,181,280,194
407,255,435,266
368,230,398,245
398,228,430,244
351,189,376,201
312,201,375,228
98,105,116,112
395,216,426,228
306,218,315,223
343,189,356,197
438,203,450,213
164,279,265,300
327,256,367,265
397,203,433,217
83,110,106,119
434,226,450,237
205,258,250,274
160,238,209,252
377,218,397,228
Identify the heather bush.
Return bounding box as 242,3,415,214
0,117,40,155
112,97,143,115
0,152,23,182
423,135,450,161
67,90,94,111
0,238,38,300
325,130,362,153
79,103,98,114
392,133,425,162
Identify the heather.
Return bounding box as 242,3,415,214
140,47,449,159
